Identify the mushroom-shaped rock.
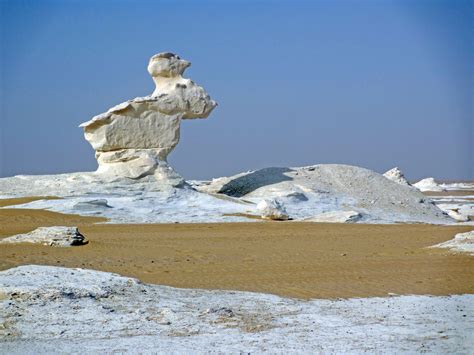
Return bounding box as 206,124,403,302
383,167,411,186
80,52,217,182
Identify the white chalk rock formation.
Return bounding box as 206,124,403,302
0,226,87,247
257,199,289,220
80,52,217,182
383,167,411,186
413,178,445,192
447,209,470,222
306,210,362,223
430,231,474,255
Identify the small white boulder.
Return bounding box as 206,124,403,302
0,226,87,247
447,209,470,222
306,210,362,223
257,199,289,220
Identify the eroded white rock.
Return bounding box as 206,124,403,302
447,209,470,222
80,52,217,181
1,265,472,353
0,226,87,247
257,199,289,220
306,210,362,223
430,231,474,255
414,178,445,192
383,167,411,186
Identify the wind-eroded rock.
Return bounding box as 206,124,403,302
383,167,411,186
0,226,87,247
80,52,217,181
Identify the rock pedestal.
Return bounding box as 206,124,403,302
80,52,217,182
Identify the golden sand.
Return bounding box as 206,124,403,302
0,205,472,299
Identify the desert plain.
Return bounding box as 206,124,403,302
1,194,473,300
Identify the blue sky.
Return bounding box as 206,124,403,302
1,0,472,180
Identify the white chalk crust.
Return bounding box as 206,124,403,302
0,265,472,353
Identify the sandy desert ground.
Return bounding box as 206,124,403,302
1,196,473,299
1,186,474,353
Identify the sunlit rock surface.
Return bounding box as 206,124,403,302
1,265,472,353
383,167,411,186
414,177,445,192
306,210,362,223
80,52,217,182
430,230,474,255
0,165,456,224
0,227,87,247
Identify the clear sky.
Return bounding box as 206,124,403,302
1,0,472,181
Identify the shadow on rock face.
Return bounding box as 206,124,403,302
218,167,293,197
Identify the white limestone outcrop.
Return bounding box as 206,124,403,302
0,226,87,247
383,167,411,186
80,52,217,181
447,209,470,222
430,230,474,255
306,210,362,223
257,199,289,220
413,177,445,192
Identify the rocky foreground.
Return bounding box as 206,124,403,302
1,265,473,353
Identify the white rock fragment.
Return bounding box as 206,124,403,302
430,231,474,255
383,167,411,186
257,199,289,220
0,226,87,247
306,210,362,223
413,177,445,192
447,209,470,222
80,52,217,181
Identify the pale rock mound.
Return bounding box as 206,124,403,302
430,231,474,255
199,165,451,224
414,178,445,192
383,167,411,186
0,226,87,247
307,210,362,223
257,199,289,220
80,52,217,182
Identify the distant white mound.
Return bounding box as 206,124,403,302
413,178,445,192
80,52,217,183
430,231,474,255
383,167,411,186
199,164,451,224
0,226,87,247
